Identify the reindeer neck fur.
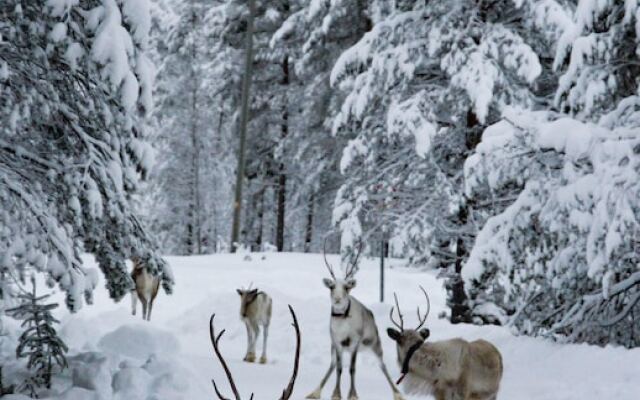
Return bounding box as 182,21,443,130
398,339,468,395
241,292,272,323
329,296,379,353
331,296,351,318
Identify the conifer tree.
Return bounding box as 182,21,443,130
7,279,68,396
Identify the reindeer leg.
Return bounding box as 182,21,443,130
146,298,154,321
260,322,269,364
348,345,359,400
131,291,137,316
373,341,404,400
147,280,160,321
307,344,337,399
331,347,343,400
141,297,148,320
243,322,252,362
246,322,258,363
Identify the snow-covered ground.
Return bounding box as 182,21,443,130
2,253,640,400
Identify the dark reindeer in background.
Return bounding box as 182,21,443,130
307,241,404,400
209,305,301,400
387,288,503,400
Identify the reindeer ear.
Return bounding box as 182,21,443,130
248,289,258,295
419,328,430,340
345,278,356,289
387,328,401,341
236,289,243,295
322,278,335,289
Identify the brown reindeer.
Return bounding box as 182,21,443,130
209,305,301,400
386,288,503,400
130,257,160,321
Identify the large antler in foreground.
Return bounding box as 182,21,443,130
209,305,301,400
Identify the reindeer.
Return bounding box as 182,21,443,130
130,257,161,321
386,288,503,400
209,305,301,400
237,286,273,363
307,241,404,400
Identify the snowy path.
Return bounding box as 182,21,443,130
22,253,640,399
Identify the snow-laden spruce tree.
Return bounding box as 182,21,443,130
463,0,640,347
0,0,173,310
328,0,565,319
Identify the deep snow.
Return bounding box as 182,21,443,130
2,252,639,399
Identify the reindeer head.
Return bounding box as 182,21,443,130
386,287,431,370
237,286,259,317
322,239,363,311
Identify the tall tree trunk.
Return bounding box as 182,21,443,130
211,111,224,252
275,55,289,252
449,108,482,323
187,6,202,254
255,187,264,251
304,193,314,252
230,0,255,252
249,186,264,251
190,85,202,254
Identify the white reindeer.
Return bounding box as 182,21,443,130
386,288,503,400
237,287,273,364
307,242,404,400
130,257,161,321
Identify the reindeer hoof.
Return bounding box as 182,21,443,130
348,395,358,400
244,354,256,363
306,390,321,399
393,392,405,400
331,395,341,400
259,356,267,364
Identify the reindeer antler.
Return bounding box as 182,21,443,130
390,292,405,330
323,237,337,280
344,239,364,280
209,306,302,400
390,286,431,331
415,286,430,330
279,305,301,400
209,314,243,400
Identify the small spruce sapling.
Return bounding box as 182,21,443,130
6,278,68,396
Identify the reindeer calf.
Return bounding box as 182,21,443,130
237,288,272,364
387,289,503,400
131,258,161,321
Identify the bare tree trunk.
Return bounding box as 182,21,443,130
190,83,202,254
211,111,224,252
230,0,255,252
255,187,264,251
247,185,265,252
275,55,289,252
304,193,314,252
449,109,481,323
189,6,202,255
